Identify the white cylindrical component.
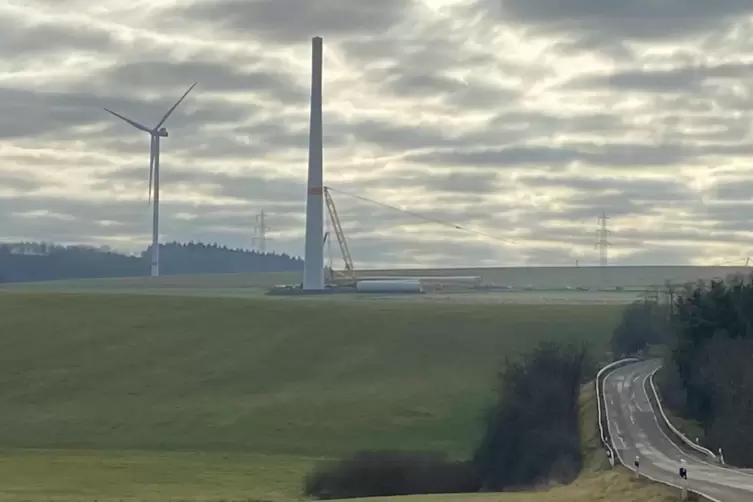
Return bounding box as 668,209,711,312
302,36,325,291
356,280,423,293
413,276,482,285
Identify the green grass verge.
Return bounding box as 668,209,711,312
0,293,626,500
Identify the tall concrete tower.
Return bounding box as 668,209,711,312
302,36,325,290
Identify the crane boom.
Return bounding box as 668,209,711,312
324,187,356,280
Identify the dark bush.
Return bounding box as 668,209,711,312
611,301,666,358
472,342,589,490
303,342,592,498
303,451,479,500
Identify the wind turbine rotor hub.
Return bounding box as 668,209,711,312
158,128,168,137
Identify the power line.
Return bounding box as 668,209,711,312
714,256,750,266
326,186,572,261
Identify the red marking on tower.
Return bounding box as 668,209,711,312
308,186,323,195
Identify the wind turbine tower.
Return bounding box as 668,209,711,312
302,36,325,290
104,83,197,277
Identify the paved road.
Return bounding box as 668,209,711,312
603,359,753,502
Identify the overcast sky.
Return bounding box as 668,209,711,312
1,0,753,268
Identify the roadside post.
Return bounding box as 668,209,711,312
634,455,640,479
679,459,688,501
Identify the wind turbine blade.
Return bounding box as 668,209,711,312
155,82,197,129
148,136,155,204
103,108,151,133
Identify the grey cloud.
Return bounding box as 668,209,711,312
407,146,582,168
519,175,696,203
487,110,626,137
102,165,502,212
522,247,585,266
535,200,645,222
0,172,45,192
654,115,753,145
0,189,505,267
345,119,463,151
570,62,753,93
519,216,753,255
712,179,753,201
340,18,505,74
549,36,634,61
330,169,501,196
0,194,294,254
98,60,307,103
328,233,509,268
417,171,500,194
174,0,416,42
407,142,691,169
0,14,119,57
337,203,508,237
342,26,524,111
612,248,696,266
693,203,753,233
235,116,350,153
576,67,706,93
342,111,619,165
0,86,248,142
381,71,519,110
478,0,753,41
610,226,753,246
99,167,307,207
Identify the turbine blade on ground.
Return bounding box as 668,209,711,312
155,82,197,129
103,108,151,133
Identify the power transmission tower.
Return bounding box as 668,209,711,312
595,212,611,267
253,209,271,253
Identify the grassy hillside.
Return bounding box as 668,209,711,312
0,274,641,304
327,387,678,502
0,271,296,295
0,293,623,500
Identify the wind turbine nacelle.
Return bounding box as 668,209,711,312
157,128,168,137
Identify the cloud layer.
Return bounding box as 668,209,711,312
1,0,753,268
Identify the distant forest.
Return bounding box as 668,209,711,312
0,241,303,283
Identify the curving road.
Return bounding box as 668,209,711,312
603,359,753,502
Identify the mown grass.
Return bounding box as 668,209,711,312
0,292,646,500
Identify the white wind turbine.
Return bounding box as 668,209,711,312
104,83,197,277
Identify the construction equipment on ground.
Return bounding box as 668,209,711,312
323,187,357,284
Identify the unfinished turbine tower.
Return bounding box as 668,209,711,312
302,36,325,290
103,83,197,277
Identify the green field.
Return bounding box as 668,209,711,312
335,386,678,502
0,291,631,500
0,273,642,305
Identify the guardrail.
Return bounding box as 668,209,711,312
648,367,718,461
595,357,639,467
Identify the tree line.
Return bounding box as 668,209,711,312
304,342,593,499
610,273,753,466
0,241,302,283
